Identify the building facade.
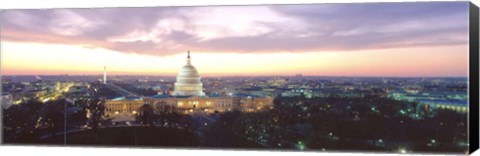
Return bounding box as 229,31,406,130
104,51,274,121
104,96,273,120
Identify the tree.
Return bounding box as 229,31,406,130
165,107,181,127
3,99,50,142
87,98,105,131
139,104,155,126
218,110,242,127
363,112,383,145
43,103,63,137
3,105,32,140
431,109,466,142
155,101,179,127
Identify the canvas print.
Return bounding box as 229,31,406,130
0,2,473,154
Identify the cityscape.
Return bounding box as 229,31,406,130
0,2,471,155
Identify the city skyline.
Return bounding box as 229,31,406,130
0,2,470,77
1,2,472,153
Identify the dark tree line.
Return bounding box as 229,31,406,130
137,102,182,127
3,100,43,142
220,95,467,152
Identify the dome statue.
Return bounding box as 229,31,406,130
172,51,206,97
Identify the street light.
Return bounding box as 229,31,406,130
296,141,305,150
398,148,407,154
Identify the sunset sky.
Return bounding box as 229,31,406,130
0,2,470,77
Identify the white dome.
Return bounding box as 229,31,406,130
172,51,205,97
177,64,200,77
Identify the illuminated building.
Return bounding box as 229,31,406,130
420,99,468,113
104,99,143,119
267,77,288,87
172,51,205,97
23,89,47,99
388,90,468,102
237,95,273,112
388,90,468,113
105,95,273,118
66,85,90,100
104,51,273,121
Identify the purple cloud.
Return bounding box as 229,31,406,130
0,2,469,56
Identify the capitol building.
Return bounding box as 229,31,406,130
104,51,273,121
172,51,205,97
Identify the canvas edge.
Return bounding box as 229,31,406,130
469,1,480,154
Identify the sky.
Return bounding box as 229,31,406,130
0,2,470,77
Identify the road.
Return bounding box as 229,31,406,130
190,111,221,146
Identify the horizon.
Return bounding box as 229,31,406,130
1,74,469,78
0,2,470,77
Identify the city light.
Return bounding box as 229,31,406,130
296,141,306,150
42,97,51,103
0,3,471,153
399,148,407,154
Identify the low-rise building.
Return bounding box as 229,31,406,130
1,93,13,109
104,95,274,120
419,99,468,113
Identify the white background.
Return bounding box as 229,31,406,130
0,0,479,156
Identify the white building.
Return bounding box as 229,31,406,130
1,93,13,109
172,51,206,97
